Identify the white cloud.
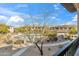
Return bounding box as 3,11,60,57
48,16,56,20
0,8,20,16
0,7,32,22
0,15,8,23
51,16,56,19
53,4,59,10
72,14,77,21
9,16,24,23
63,21,77,25
65,22,73,25
0,7,30,17
0,7,35,27
0,15,8,20
7,15,25,27
62,14,77,25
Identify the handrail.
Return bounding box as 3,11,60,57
53,38,79,56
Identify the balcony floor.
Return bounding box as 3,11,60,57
75,47,79,56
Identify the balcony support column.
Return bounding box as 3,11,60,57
74,4,79,37
77,9,79,37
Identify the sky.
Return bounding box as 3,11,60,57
0,3,77,27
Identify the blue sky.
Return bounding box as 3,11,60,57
0,3,77,27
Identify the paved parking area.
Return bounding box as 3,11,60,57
0,46,20,56
13,40,70,56
20,45,59,56
0,40,70,56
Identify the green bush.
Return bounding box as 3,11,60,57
6,40,13,44
59,45,64,48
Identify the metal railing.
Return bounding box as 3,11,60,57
53,38,79,56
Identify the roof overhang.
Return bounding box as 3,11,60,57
61,3,77,12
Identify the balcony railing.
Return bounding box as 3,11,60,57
53,38,79,56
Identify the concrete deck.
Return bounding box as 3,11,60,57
75,47,79,56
